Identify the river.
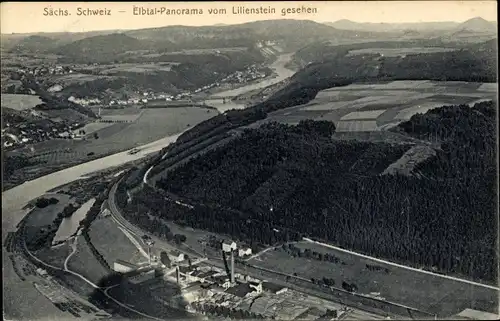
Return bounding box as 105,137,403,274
205,53,295,113
2,53,296,320
52,198,96,244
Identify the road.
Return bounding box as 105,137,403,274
21,227,165,321
303,238,500,291
1,54,297,320
1,131,191,320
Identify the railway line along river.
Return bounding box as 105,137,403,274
2,53,296,320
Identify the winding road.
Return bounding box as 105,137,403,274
23,234,164,321
2,54,296,320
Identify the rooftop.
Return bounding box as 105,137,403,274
454,308,499,320
178,265,195,274
226,282,254,298
197,270,219,279
262,281,286,293
114,259,138,269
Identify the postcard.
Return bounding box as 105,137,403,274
2,1,498,320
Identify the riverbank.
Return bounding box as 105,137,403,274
1,54,297,320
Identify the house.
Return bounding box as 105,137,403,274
248,281,262,294
222,240,237,252
113,259,138,273
174,265,194,283
207,274,227,286
238,247,252,257
262,281,288,295
450,308,499,320
170,251,185,262
222,279,232,289
58,131,71,138
128,269,156,284
194,270,219,283
48,84,63,92
225,282,254,298
35,268,48,276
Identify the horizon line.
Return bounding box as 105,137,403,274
0,16,496,36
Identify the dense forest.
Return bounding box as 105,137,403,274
127,101,498,283
292,39,497,83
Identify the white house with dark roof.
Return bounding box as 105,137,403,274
222,240,237,252
170,250,185,262
238,247,252,257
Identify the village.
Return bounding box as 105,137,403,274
106,239,360,320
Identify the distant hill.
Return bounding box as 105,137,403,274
3,19,397,59
49,33,159,62
326,19,459,32
125,19,381,51
8,35,59,53
455,17,497,32
326,17,497,34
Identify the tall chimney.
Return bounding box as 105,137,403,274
176,267,180,284
230,250,235,284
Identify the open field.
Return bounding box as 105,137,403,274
40,108,92,123
260,80,497,134
90,107,142,116
347,47,457,57
99,63,179,74
72,122,115,136
160,47,248,55
248,241,499,317
66,237,110,285
1,93,42,110
99,112,143,123
32,243,71,269
51,73,114,86
2,253,72,320
25,194,71,230
88,216,146,266
13,107,218,167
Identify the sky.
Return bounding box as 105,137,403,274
1,1,497,34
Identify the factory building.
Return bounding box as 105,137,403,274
238,247,252,257
128,269,156,284
170,250,185,263
450,308,499,320
222,240,237,252
113,260,138,273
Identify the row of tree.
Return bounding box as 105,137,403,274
191,302,266,319
281,243,346,265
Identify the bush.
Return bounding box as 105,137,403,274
35,197,59,208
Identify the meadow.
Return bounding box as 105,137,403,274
65,237,110,285
23,107,218,166
248,241,499,317
262,80,497,134
87,216,145,267
99,63,179,74
1,93,43,110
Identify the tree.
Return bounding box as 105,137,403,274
93,132,99,139
160,251,171,267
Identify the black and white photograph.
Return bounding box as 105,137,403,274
1,1,498,320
